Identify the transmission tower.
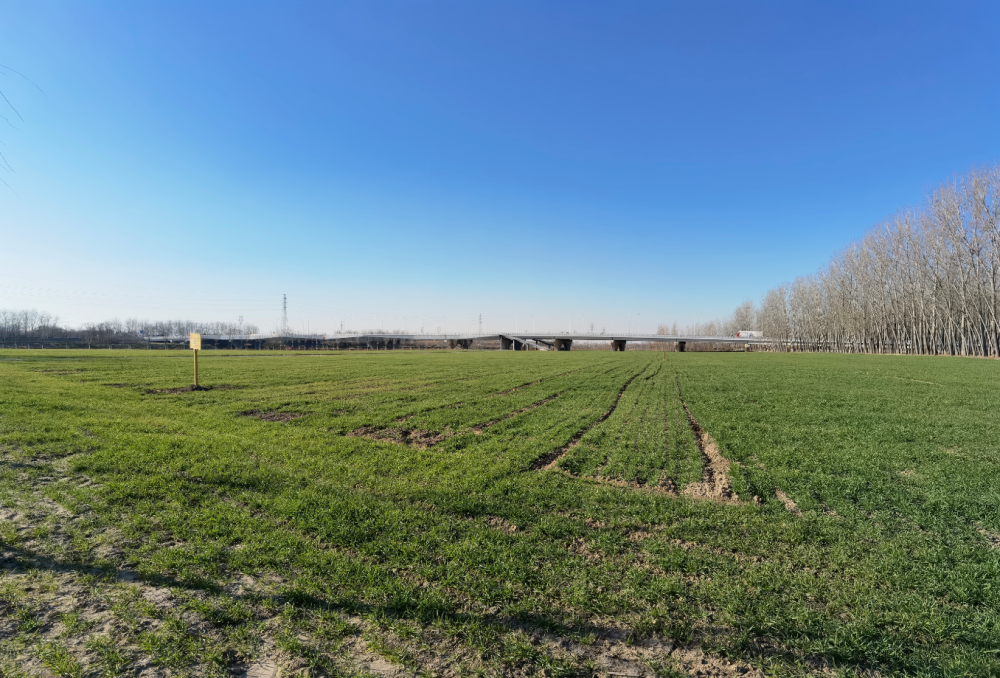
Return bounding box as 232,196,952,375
281,294,288,335
478,313,482,335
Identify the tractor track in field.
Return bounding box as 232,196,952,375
531,370,645,471
350,393,564,446
347,425,456,449
674,375,738,503
489,367,586,397
472,394,561,433
388,366,587,426
394,400,466,424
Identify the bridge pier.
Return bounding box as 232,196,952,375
676,341,686,352
611,340,627,352
501,337,528,350
554,338,573,351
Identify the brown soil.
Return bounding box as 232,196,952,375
348,426,454,449
241,410,305,423
485,516,519,534
531,370,644,471
144,384,242,394
775,489,802,516
978,527,1000,549
676,383,737,503
574,473,678,496
529,623,764,678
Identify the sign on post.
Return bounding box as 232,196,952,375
190,333,202,387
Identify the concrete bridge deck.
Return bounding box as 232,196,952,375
149,332,767,351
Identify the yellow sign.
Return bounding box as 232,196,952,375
189,333,202,350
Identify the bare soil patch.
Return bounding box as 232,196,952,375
775,490,801,516
241,410,305,423
680,407,737,503
144,384,242,394
529,622,764,678
572,473,678,496
978,527,1000,549
676,378,738,503
348,426,453,449
485,516,519,534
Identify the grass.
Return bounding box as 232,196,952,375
0,348,998,676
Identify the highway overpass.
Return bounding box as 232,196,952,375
149,332,768,351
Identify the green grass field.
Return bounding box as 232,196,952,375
1,349,998,678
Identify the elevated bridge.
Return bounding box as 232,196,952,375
149,332,768,352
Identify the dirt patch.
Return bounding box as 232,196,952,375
348,426,453,449
145,384,242,394
103,383,133,388
238,661,281,678
574,473,678,496
472,395,559,433
978,527,1000,549
241,410,305,423
775,489,802,516
567,536,604,563
657,476,678,494
485,516,519,534
529,625,764,678
680,407,737,503
676,378,737,503
531,370,644,471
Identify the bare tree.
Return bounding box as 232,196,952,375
731,165,1000,356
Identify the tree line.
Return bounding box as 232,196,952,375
0,310,259,347
680,164,1000,356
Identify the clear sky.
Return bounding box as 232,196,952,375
2,1,999,334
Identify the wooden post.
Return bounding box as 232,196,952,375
190,333,202,388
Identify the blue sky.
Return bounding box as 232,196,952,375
2,1,999,334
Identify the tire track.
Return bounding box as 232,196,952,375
674,375,738,502
472,394,561,433
489,367,586,397
531,369,645,471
